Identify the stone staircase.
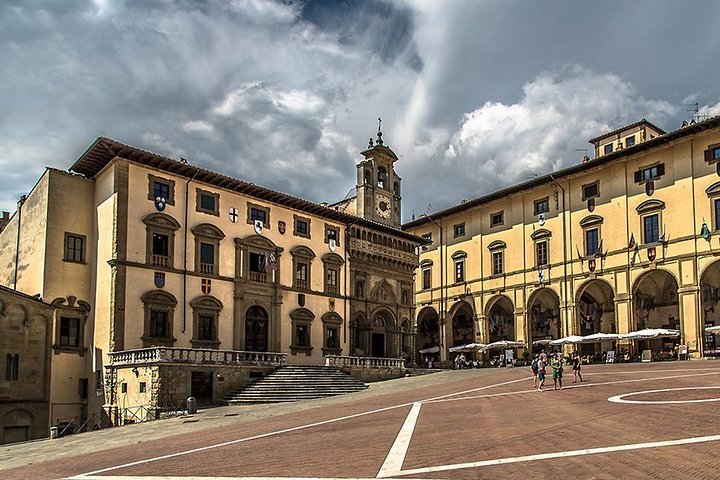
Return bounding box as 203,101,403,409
223,365,368,405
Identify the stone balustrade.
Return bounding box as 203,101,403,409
108,347,287,367
324,355,405,369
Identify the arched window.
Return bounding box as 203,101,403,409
377,166,387,188
364,169,372,185
190,295,223,349
141,290,178,347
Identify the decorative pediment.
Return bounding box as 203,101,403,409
51,296,91,312
290,245,316,259
191,223,225,240
636,199,665,213
321,312,342,324
141,290,177,306
321,252,344,265
706,181,720,197
371,280,397,304
289,307,315,321
420,259,434,268
190,295,223,311
530,228,552,240
579,215,604,228
451,250,467,260
236,234,279,251
142,213,181,231
488,240,507,251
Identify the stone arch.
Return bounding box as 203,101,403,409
486,295,515,342
632,269,679,330
369,307,396,358
2,409,34,444
700,260,720,352
370,279,396,304
528,287,561,345
416,307,440,358
575,278,616,354
448,300,474,347
244,305,269,352
142,212,181,230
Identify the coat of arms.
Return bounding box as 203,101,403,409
228,207,239,223
154,271,165,288
154,196,166,211
201,278,212,295
647,246,656,262
588,258,596,272
278,221,286,235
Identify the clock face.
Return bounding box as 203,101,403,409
375,194,392,218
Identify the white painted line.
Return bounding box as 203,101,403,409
608,386,720,404
73,375,529,478
390,434,720,477
377,403,422,478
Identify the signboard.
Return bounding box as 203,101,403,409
679,344,688,355
605,351,615,363
504,349,514,367
641,349,652,362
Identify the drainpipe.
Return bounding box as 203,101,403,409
183,170,197,333
13,195,27,290
549,174,568,338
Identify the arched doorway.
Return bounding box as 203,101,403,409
576,279,616,356
244,306,269,352
487,296,515,343
2,409,33,444
701,260,720,354
528,288,561,353
449,301,475,347
370,309,395,358
416,307,440,365
632,269,680,357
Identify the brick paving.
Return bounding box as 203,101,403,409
1,361,719,480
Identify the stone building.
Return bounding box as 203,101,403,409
0,130,424,427
404,116,720,363
0,285,53,444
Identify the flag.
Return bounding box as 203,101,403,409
263,253,278,272
576,245,583,266
594,239,603,258
628,233,636,249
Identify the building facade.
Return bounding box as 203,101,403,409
0,133,424,428
0,286,54,444
404,117,720,364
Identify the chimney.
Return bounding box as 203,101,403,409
2,211,8,220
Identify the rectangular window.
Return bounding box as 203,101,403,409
625,135,636,147
326,327,339,349
295,262,308,290
64,233,85,263
296,219,308,235
153,181,170,201
325,227,339,244
536,241,548,267
200,242,215,274
585,228,599,256
79,378,88,400
714,147,720,161
327,269,338,287
492,251,503,275
582,182,599,200
150,310,169,338
196,189,219,215
422,232,432,242
197,314,215,341
634,164,665,183
604,144,613,155
5,354,19,381
151,233,169,268
59,317,80,347
139,382,147,394
490,211,504,227
453,223,465,238
643,214,660,244
715,198,720,231
422,268,431,290
200,193,215,212
534,198,549,215
249,252,266,273
455,261,465,283
250,208,267,224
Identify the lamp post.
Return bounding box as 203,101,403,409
420,214,446,362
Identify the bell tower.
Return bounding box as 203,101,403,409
355,119,402,228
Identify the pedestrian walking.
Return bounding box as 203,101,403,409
551,353,563,390
531,354,539,388
572,352,583,383
537,356,547,391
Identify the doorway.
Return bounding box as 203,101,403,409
371,333,385,358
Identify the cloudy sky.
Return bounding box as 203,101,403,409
2,0,720,221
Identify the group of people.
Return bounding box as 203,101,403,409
530,351,584,391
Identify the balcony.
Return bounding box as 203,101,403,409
249,270,267,283
295,279,308,290
200,263,215,275
108,347,287,367
326,284,339,295
152,254,169,268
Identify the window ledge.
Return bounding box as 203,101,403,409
62,259,88,265
489,274,505,279
52,345,87,356
322,347,342,356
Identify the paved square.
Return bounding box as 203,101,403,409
2,361,719,480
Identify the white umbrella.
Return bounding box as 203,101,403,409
620,328,680,339
705,325,720,334
449,343,486,352
419,346,440,354
533,339,553,345
582,332,620,342
483,340,525,350
449,344,468,353
550,335,585,345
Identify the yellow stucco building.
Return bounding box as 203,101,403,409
404,117,720,364
0,132,424,430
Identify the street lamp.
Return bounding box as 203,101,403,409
420,214,446,361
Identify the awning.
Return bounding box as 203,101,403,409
482,340,525,350
619,328,680,339
550,335,585,345
581,332,620,342
419,346,440,354
705,325,720,334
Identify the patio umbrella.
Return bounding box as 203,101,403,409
582,332,620,342
419,346,440,354
620,328,680,339
549,335,585,345
705,325,720,334
532,339,553,346
483,340,525,350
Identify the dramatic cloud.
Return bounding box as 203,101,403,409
2,0,720,221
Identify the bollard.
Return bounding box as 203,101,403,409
186,396,197,415
50,426,59,439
